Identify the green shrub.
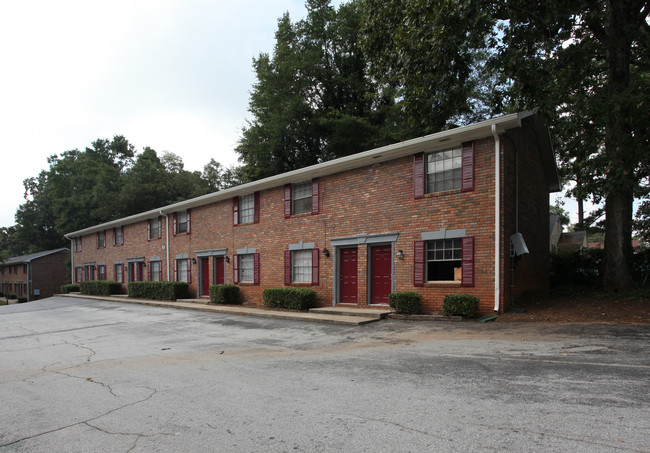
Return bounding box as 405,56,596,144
80,281,122,296
209,284,240,305
6,293,17,300
0,292,4,298
550,249,603,288
128,281,189,301
388,292,422,314
263,288,317,310
60,284,80,294
442,294,479,318
17,297,28,303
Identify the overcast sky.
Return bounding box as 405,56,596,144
0,0,347,229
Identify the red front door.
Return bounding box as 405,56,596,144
370,245,392,305
201,258,210,296
214,257,225,285
339,248,358,304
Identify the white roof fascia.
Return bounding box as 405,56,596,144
65,112,533,238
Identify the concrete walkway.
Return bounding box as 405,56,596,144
59,293,391,326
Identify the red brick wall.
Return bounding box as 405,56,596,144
72,130,553,316
31,251,69,299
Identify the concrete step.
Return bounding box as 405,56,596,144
177,298,209,305
309,306,392,319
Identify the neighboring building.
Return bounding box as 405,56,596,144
0,248,69,300
549,215,562,253
557,231,589,252
65,112,560,315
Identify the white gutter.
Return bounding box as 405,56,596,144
160,210,170,281
491,124,501,313
70,240,74,286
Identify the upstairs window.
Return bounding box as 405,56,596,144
114,227,124,246
74,237,82,252
284,179,319,218
427,148,462,193
97,231,106,248
173,210,191,236
233,192,260,226
414,142,474,198
148,217,162,240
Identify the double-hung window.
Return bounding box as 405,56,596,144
414,235,474,287
426,239,462,281
149,261,162,282
173,210,191,235
427,148,462,193
148,217,161,240
414,142,474,198
114,227,124,245
284,179,319,218
74,237,82,252
175,258,191,283
84,264,95,281
233,193,260,225
98,264,106,280
284,246,319,285
75,266,83,283
233,252,260,285
115,264,123,283
97,231,106,248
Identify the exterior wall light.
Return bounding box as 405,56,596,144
322,248,331,258
397,250,404,259
225,255,230,263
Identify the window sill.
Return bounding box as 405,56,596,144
237,282,257,286
287,282,313,286
423,189,462,198
424,281,462,287
286,212,315,219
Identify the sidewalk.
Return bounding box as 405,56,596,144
59,293,389,326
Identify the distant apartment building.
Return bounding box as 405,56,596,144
0,248,69,300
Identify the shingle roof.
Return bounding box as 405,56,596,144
1,248,69,265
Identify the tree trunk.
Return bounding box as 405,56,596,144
601,0,638,291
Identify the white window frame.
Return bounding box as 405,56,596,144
292,181,312,215
427,147,462,194
239,254,254,283
240,194,255,224
177,211,188,234
292,250,312,283
426,238,462,282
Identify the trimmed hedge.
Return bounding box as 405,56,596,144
442,294,479,318
209,284,240,305
388,292,422,314
263,288,317,311
80,281,122,296
6,294,17,300
61,284,80,294
128,281,189,301
17,297,28,303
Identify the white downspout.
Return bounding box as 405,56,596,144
160,211,170,281
69,238,74,287
492,124,501,313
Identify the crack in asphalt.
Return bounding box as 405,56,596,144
0,386,159,449
0,322,125,341
82,420,176,453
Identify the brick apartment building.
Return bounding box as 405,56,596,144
65,112,560,314
0,248,69,300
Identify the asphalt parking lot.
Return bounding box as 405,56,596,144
1,297,649,452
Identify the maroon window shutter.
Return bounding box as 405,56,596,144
461,141,475,192
147,220,151,241
174,260,178,282
414,153,425,199
96,233,99,248
159,264,163,282
148,263,151,281
284,184,291,218
112,229,116,246
186,209,191,235
232,197,239,226
158,216,163,239
253,253,260,285
413,240,425,286
173,213,177,236
187,258,192,283
461,237,475,287
311,178,319,215
311,248,319,286
233,255,239,284
284,250,292,285
254,191,260,223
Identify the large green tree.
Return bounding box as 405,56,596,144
361,0,650,290
237,0,403,180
